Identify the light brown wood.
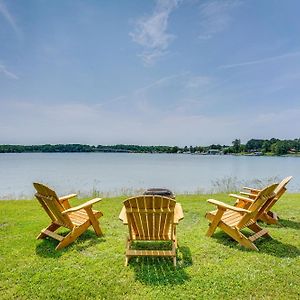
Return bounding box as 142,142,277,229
237,176,293,224
120,195,184,267
41,229,64,241
33,182,104,250
205,183,278,250
207,199,250,213
243,187,261,193
206,207,225,237
229,194,255,203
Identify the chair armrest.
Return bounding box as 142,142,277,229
207,199,250,213
243,187,260,193
59,194,77,202
229,194,255,203
62,198,102,214
119,206,128,224
240,192,257,197
174,203,184,224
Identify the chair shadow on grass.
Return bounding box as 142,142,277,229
274,218,300,230
212,231,300,258
129,244,192,286
35,229,106,258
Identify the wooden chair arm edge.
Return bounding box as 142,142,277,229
118,207,128,224
240,191,257,197
229,194,255,203
207,199,250,213
59,194,77,202
62,198,102,214
242,187,261,192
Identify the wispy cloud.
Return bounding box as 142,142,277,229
0,63,18,79
100,75,181,109
198,0,240,40
185,75,211,88
219,51,300,69
134,73,187,94
130,0,180,65
0,0,21,37
94,72,213,116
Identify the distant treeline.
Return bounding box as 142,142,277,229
0,138,299,155
226,138,300,155
0,144,178,153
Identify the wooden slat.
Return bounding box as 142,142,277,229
41,229,64,241
126,249,174,257
132,235,172,240
125,208,173,213
249,229,269,242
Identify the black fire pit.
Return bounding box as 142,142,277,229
143,188,175,199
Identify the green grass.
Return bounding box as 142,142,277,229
0,194,299,299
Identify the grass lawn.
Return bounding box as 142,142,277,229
0,194,299,299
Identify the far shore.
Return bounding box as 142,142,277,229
1,151,300,157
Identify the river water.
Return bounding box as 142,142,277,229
0,153,298,199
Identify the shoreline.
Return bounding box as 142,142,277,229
1,191,299,201
0,151,300,157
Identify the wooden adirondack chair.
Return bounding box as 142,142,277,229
230,176,293,224
205,183,278,250
33,182,103,250
119,195,184,266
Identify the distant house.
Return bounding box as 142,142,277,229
288,149,297,154
254,151,263,156
207,149,221,155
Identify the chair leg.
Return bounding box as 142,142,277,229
237,232,259,251
56,223,90,250
125,236,131,266
56,230,78,250
173,256,177,267
85,207,103,236
172,240,177,267
219,222,259,251
206,209,225,237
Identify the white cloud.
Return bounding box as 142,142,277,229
130,0,180,65
198,0,240,39
1,99,300,146
0,0,21,37
0,63,18,79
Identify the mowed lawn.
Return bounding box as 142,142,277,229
0,194,299,299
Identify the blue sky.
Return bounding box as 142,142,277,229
0,0,300,146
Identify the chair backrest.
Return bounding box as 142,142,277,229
262,176,293,214
237,183,278,228
274,176,293,197
33,182,73,228
123,195,176,241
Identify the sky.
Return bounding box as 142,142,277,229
0,0,300,146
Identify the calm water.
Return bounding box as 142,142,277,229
0,153,299,199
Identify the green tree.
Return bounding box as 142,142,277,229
271,141,289,155
232,139,241,153
262,140,271,153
